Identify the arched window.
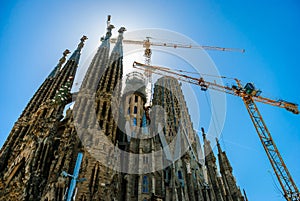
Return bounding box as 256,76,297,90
101,102,107,117
135,95,138,102
134,106,137,114
128,107,130,114
178,170,183,179
133,118,137,126
142,175,149,193
177,170,184,187
134,177,138,195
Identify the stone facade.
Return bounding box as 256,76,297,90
0,18,247,201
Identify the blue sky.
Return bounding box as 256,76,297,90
0,1,299,200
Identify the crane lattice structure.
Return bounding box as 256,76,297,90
133,61,300,201
110,37,244,107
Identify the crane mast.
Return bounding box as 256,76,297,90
133,61,300,201
242,96,299,200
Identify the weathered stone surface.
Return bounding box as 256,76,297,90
0,22,246,201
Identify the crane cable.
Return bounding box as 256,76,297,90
268,170,285,198
204,89,230,152
205,92,217,134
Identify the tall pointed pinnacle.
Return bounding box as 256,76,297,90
202,127,206,139
216,138,245,201
48,49,71,78
202,129,224,201
216,138,222,155
216,138,232,172
78,16,114,91
202,127,214,158
112,27,126,54
100,16,115,48
69,35,88,63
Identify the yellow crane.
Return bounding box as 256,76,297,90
133,61,300,201
110,37,244,107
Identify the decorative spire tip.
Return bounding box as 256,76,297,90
201,127,206,138
107,15,111,27
108,24,115,30
59,49,71,65
76,35,88,51
81,35,88,42
118,27,127,33
63,49,71,56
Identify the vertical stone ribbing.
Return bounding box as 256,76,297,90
95,27,125,143
217,139,244,201
152,76,204,201
0,36,86,201
73,25,113,131
203,132,224,201
20,49,70,118
152,77,195,145
0,18,248,201
120,71,175,201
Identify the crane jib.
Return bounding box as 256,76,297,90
132,61,300,200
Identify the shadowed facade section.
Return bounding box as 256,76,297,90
0,17,247,201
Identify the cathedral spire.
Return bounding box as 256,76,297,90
111,27,126,54
48,35,88,103
202,128,224,201
94,25,125,141
100,17,115,48
216,138,245,201
77,17,114,91
216,138,232,172
202,127,214,159
48,49,71,78
69,35,88,63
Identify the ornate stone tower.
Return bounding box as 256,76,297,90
202,130,225,201
119,71,164,201
64,22,125,200
216,139,244,201
152,76,208,201
0,35,87,200
0,16,247,201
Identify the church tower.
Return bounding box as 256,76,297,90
0,36,87,200
0,16,247,201
120,71,165,201
202,129,225,201
216,139,245,201
151,76,207,201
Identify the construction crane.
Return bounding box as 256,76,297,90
110,37,245,107
133,61,300,201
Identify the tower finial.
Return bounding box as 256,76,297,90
77,35,88,51
100,23,114,42
118,27,126,34
111,27,126,54
117,27,126,41
59,49,71,66
48,49,71,78
70,35,88,62
216,137,222,153
99,17,115,47
107,15,111,27
106,15,114,35
201,127,206,139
